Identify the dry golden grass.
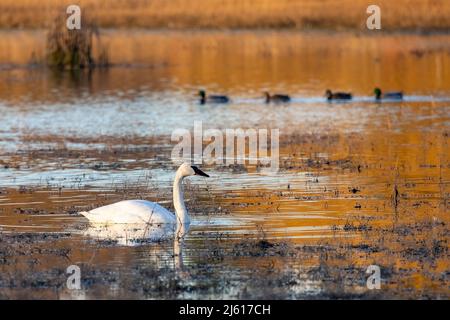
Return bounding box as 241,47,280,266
0,0,449,31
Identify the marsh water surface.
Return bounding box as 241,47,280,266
0,31,448,299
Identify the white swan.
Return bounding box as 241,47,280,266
79,163,209,226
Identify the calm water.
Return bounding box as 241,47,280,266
0,30,449,299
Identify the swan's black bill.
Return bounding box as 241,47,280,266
191,166,209,177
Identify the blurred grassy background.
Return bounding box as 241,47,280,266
0,0,449,31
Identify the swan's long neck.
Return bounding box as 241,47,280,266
173,170,189,225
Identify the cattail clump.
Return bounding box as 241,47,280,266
46,13,109,70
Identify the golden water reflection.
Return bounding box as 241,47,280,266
0,30,450,104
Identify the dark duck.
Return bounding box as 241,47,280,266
264,92,291,104
199,90,230,104
325,89,353,101
374,87,403,101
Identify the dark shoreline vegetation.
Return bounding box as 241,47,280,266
0,127,448,298
0,198,447,299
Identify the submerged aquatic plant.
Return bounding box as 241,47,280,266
46,12,109,70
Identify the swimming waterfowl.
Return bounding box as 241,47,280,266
264,92,291,103
79,163,209,226
199,90,230,104
374,87,403,101
325,89,352,101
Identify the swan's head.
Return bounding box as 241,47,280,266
178,162,210,178
325,89,332,99
198,90,206,98
374,87,382,99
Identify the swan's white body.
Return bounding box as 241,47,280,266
79,163,209,228
81,200,175,224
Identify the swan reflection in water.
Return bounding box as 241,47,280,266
83,221,190,270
